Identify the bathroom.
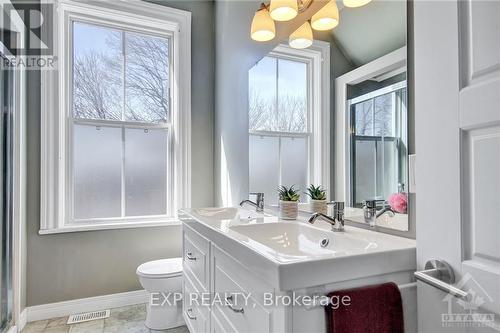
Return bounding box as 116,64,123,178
0,0,499,332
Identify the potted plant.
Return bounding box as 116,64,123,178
305,184,327,214
278,185,300,220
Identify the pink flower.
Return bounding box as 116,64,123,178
388,192,408,214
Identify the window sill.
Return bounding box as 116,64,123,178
38,219,182,235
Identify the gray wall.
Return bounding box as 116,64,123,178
25,0,215,306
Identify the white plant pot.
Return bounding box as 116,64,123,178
279,200,299,220
310,199,327,215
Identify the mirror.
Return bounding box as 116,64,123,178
248,0,411,234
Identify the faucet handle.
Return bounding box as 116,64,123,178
334,201,345,210
364,200,377,209
249,192,264,211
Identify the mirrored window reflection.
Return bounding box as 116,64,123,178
249,56,309,204
249,56,307,133
350,81,408,207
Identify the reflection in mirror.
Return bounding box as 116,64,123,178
342,63,409,232
349,79,408,208
247,0,411,235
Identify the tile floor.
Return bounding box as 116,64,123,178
22,304,189,333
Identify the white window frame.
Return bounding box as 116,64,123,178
249,41,330,198
334,46,406,202
40,0,191,234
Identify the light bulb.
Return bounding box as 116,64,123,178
311,0,339,31
270,0,298,21
251,8,276,42
343,0,372,8
289,21,313,49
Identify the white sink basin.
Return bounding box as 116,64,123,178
191,207,273,221
179,207,416,290
229,223,377,260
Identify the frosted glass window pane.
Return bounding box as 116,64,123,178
278,59,307,132
376,140,399,200
354,140,377,205
125,32,169,123
73,125,122,219
125,128,168,216
281,137,308,193
249,57,277,131
249,135,279,205
73,22,123,120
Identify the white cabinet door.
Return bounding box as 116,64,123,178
414,0,500,332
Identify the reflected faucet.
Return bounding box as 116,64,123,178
239,192,264,212
363,200,395,227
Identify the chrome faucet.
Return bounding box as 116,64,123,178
239,192,264,212
307,213,338,231
331,201,345,232
308,201,345,232
363,200,395,227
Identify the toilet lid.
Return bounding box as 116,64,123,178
136,258,183,278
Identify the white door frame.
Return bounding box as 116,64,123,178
2,3,27,332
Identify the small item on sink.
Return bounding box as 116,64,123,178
305,184,328,215
388,192,408,214
278,185,300,220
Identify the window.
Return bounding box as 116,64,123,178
40,0,191,233
349,81,408,207
248,44,330,205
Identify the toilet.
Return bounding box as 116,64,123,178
136,258,184,330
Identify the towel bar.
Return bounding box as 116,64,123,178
303,282,416,310
414,259,468,299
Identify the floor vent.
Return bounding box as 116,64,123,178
67,310,110,325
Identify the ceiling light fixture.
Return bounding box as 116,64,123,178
251,5,276,41
343,0,372,8
311,0,339,30
270,0,299,21
289,21,313,49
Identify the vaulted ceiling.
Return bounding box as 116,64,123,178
332,0,407,66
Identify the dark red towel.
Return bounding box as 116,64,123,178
325,282,404,333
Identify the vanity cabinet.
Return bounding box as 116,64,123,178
183,225,210,292
180,209,417,333
182,225,279,333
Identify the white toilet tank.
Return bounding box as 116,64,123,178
137,258,184,330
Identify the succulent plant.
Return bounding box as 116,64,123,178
305,184,326,200
278,185,300,202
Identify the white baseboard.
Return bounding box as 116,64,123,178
18,308,27,332
6,325,17,333
26,290,149,323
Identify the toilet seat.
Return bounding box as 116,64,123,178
136,258,183,279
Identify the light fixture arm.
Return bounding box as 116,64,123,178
260,0,314,14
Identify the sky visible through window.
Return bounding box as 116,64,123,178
72,21,170,123
249,56,307,133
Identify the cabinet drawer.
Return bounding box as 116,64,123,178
213,255,271,333
183,270,209,333
211,311,230,333
183,225,210,291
